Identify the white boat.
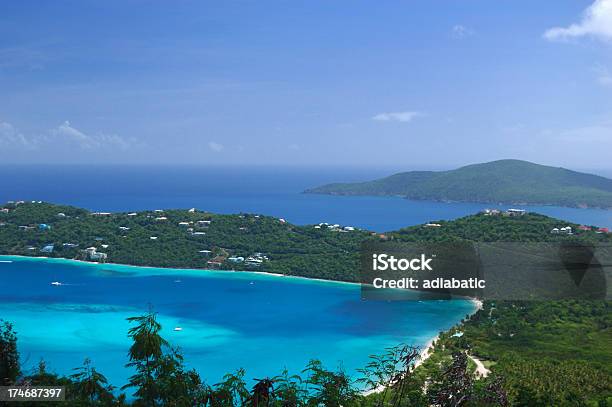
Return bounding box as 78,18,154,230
0,260,13,263
173,327,183,332
51,281,62,286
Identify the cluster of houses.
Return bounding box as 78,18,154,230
577,225,610,234
482,208,527,217
551,226,573,235
177,219,212,236
205,251,269,268
551,225,610,235
313,222,356,232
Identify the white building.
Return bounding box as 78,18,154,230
505,209,526,216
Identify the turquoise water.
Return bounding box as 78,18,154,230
0,256,475,389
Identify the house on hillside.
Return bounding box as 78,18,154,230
207,256,226,267
84,247,107,262
482,209,501,216
505,209,526,216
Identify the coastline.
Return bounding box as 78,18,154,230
0,253,362,287
362,297,482,397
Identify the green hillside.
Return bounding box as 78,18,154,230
306,159,612,208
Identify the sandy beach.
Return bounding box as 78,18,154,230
362,297,482,396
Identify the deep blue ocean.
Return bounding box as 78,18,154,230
1,165,611,231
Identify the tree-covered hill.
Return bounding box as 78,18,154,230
305,159,612,209
1,201,610,282
0,201,371,281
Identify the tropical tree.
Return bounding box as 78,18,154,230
122,310,168,406
302,360,360,407
70,358,115,405
154,347,207,406
0,320,19,385
249,377,275,406
272,369,306,407
427,352,473,407
208,368,249,407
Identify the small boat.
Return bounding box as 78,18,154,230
173,327,183,332
249,281,254,285
51,281,62,286
0,260,13,263
174,279,182,283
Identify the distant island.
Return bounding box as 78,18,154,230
305,159,612,209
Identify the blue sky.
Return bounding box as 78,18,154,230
1,1,611,170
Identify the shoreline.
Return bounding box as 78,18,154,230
0,253,362,287
362,297,482,396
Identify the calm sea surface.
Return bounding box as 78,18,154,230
0,256,475,388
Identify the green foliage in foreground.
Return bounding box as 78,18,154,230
306,159,612,209
417,300,612,406
0,312,511,407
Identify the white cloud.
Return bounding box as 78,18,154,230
51,121,98,149
208,141,224,152
372,111,422,123
0,120,132,153
0,121,34,149
49,121,133,150
544,0,612,42
452,25,474,39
